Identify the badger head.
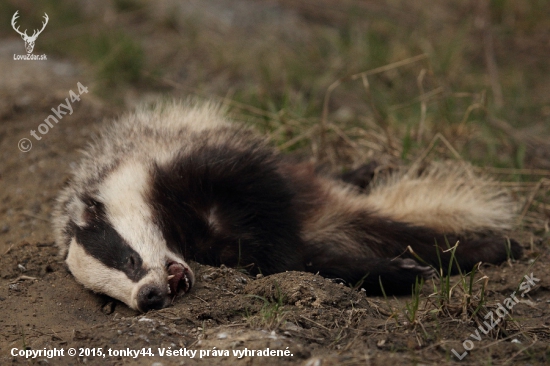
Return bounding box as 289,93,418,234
54,159,194,312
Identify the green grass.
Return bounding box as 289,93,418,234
88,31,144,86
245,289,287,330
403,277,424,326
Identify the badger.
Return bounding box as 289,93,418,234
52,100,522,312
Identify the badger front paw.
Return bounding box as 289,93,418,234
395,258,436,280
371,258,436,294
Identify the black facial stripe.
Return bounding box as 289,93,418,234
70,216,149,282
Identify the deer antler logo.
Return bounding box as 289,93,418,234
11,11,49,54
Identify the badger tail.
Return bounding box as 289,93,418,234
362,163,517,235
301,162,522,294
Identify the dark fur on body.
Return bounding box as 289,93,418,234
149,130,521,294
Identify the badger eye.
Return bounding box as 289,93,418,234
127,255,137,270
83,197,103,214
82,197,103,224
85,198,100,211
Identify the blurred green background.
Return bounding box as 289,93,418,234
2,0,549,169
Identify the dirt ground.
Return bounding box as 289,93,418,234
2,1,550,365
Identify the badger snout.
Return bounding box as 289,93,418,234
137,283,168,312
135,261,195,312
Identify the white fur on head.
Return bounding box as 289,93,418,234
98,160,165,269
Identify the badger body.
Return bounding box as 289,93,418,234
53,101,522,312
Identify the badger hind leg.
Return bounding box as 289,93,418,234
365,224,524,279
305,233,521,295
301,209,522,294
426,236,523,275
312,256,436,295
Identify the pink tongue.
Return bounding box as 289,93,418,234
167,262,188,295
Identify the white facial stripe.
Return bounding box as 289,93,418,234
98,160,165,269
66,238,139,309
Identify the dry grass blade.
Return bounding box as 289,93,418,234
416,69,428,143
475,167,550,176
388,87,444,112
502,335,538,365
277,125,318,151
517,178,550,225
407,133,465,174
319,54,429,159
299,315,331,331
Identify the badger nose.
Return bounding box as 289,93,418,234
137,284,167,312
